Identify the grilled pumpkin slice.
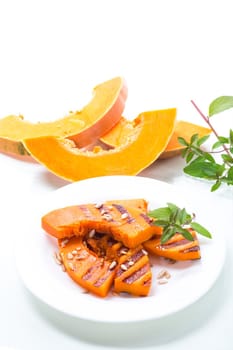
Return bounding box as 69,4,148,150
143,229,201,261
42,198,148,238
114,245,152,296
58,236,117,297
42,199,161,248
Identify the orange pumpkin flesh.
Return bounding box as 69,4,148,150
0,76,127,156
100,118,211,159
42,199,161,248
23,108,177,181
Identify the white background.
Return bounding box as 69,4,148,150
0,1,233,350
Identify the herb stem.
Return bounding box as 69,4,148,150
191,99,232,159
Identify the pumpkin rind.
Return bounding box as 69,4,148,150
0,77,127,156
23,108,177,181
68,77,128,147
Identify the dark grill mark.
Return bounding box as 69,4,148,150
182,246,200,253
162,238,195,249
112,203,128,215
112,204,135,223
94,269,112,287
126,216,135,223
130,249,145,263
82,263,101,281
123,263,150,284
79,205,93,217
140,213,153,226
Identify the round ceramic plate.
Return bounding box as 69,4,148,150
15,175,225,322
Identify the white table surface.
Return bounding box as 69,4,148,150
0,1,233,349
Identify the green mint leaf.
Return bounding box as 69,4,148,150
161,227,176,244
186,151,195,163
190,133,199,144
191,222,212,238
203,163,224,177
209,96,233,117
212,140,224,150
216,164,226,177
178,137,189,146
177,208,189,225
183,158,218,179
230,129,233,146
148,207,171,221
221,154,233,164
152,219,170,228
211,180,222,192
203,152,215,162
227,166,233,181
170,208,180,223
218,136,229,144
197,134,210,146
167,202,179,212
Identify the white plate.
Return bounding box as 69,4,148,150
15,175,225,323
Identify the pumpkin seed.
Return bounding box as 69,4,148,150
120,264,128,271
109,261,117,270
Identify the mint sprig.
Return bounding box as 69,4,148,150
148,202,212,244
178,98,233,192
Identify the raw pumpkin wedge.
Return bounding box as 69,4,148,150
58,236,117,297
114,245,152,296
23,108,177,181
100,118,211,159
143,229,201,261
0,76,127,157
42,199,162,248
